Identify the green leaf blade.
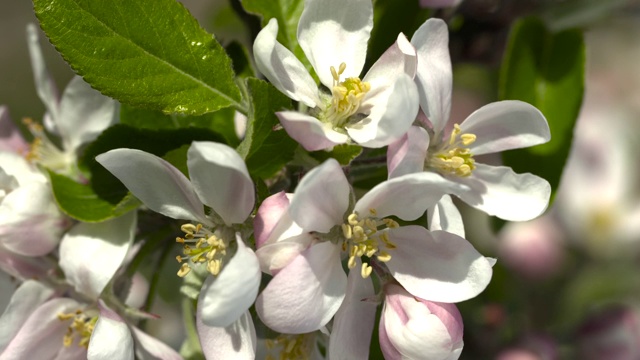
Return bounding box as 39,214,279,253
34,0,242,115
499,17,585,194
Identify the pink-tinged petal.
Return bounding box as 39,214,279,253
57,76,117,153
387,126,429,179
88,303,134,360
254,192,290,248
187,142,254,226
412,18,452,138
461,100,550,155
289,159,350,233
297,0,373,88
26,23,60,123
1,298,82,360
130,326,182,360
96,149,208,224
277,111,348,151
59,211,137,299
420,0,464,8
0,107,28,154
253,19,320,108
0,280,54,352
386,226,493,302
364,33,417,87
355,172,467,221
124,272,149,310
256,242,346,333
255,234,313,275
348,74,419,148
381,283,464,360
329,259,377,360
0,246,55,280
427,195,465,237
456,163,551,221
0,182,63,256
196,310,256,360
199,238,260,328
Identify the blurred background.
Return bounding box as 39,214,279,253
2,0,640,359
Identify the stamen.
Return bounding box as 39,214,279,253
57,310,97,348
427,123,477,177
265,334,314,360
322,63,370,129
22,118,72,172
176,223,228,277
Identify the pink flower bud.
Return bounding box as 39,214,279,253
379,283,464,360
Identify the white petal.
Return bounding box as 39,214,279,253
0,151,45,184
387,126,429,179
196,310,256,360
277,111,349,151
0,107,29,154
253,18,320,108
0,280,53,352
52,344,87,360
57,76,118,152
130,326,182,360
329,260,377,360
1,298,82,360
187,142,254,225
297,0,373,87
255,242,346,333
255,234,313,274
355,172,467,221
289,159,350,233
88,304,134,360
59,211,137,299
412,18,452,138
198,238,261,328
348,74,419,148
461,100,550,155
254,192,293,248
96,149,208,223
457,163,551,221
427,195,465,237
26,23,60,123
363,33,417,87
386,226,493,302
0,246,55,280
0,182,63,256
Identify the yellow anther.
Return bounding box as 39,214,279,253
461,133,476,145
338,62,346,75
175,255,183,263
361,263,373,278
181,223,198,234
377,251,392,262
177,263,191,277
348,213,359,225
341,224,352,239
348,255,357,269
428,123,477,177
369,208,377,216
176,237,185,243
383,219,399,228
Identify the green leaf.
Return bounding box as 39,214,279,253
34,0,243,115
47,170,139,222
499,17,585,194
310,144,363,166
80,124,225,211
237,78,297,179
120,104,240,146
241,0,313,75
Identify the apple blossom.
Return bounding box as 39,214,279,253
379,283,464,360
253,0,419,150
254,158,493,334
97,142,261,356
387,18,551,222
25,24,118,177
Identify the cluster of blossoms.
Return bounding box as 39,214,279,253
0,0,551,359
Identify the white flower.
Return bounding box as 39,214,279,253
97,142,260,357
25,24,118,177
253,0,419,150
387,18,551,222
253,159,492,334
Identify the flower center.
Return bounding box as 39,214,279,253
57,310,97,348
265,333,315,360
341,209,398,278
322,63,370,129
23,118,73,173
175,223,228,277
428,124,477,177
